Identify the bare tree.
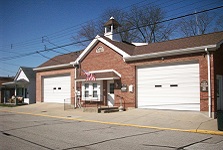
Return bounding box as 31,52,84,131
73,5,175,46
73,20,103,47
214,14,223,32
178,12,216,37
72,8,129,46
126,5,174,43
98,8,137,42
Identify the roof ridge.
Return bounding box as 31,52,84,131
145,31,223,46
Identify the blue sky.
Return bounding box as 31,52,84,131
0,0,223,77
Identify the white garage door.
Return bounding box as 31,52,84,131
43,75,71,103
137,63,200,111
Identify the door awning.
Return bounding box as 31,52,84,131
76,70,121,81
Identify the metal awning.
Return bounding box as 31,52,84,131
75,71,120,81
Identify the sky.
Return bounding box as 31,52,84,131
0,0,223,77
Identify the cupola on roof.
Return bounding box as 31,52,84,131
104,17,121,29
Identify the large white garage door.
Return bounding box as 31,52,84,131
137,63,200,111
43,75,71,103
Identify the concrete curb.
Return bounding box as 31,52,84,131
1,110,223,136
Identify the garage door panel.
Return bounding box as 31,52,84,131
137,63,200,111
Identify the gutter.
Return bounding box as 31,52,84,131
124,45,217,62
33,63,72,71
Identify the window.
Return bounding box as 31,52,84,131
85,83,89,97
170,84,178,87
155,85,162,88
110,83,114,94
82,82,100,100
93,83,98,97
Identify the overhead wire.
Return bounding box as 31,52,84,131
0,5,222,63
1,0,216,51
0,1,222,75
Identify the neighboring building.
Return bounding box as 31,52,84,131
0,76,14,103
34,51,82,104
35,17,223,118
2,67,36,104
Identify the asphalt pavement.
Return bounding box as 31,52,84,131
1,103,223,135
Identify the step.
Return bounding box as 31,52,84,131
101,108,119,113
98,106,120,113
98,106,119,110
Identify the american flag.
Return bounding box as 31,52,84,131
82,70,96,81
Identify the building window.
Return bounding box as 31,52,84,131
170,84,178,87
93,83,98,97
110,83,114,94
155,85,162,88
82,82,100,101
85,83,89,97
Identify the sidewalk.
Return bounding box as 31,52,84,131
1,103,223,135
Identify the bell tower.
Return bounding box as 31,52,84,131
104,17,121,41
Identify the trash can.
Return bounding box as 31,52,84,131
217,111,223,131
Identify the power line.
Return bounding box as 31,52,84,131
1,5,222,62
1,0,220,52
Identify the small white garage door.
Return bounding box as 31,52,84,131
137,63,200,111
43,75,71,103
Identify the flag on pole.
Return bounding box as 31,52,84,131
82,70,96,81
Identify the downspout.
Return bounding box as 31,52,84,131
74,67,77,108
205,48,212,118
15,82,17,105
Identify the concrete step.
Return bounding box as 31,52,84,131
101,108,119,113
98,106,119,113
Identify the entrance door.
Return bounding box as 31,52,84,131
107,80,114,106
217,75,223,110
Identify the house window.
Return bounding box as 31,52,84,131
110,83,114,94
93,83,98,97
82,82,100,101
155,85,162,88
85,83,89,97
170,84,178,87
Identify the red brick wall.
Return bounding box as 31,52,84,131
78,41,220,112
78,42,136,108
36,68,75,104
